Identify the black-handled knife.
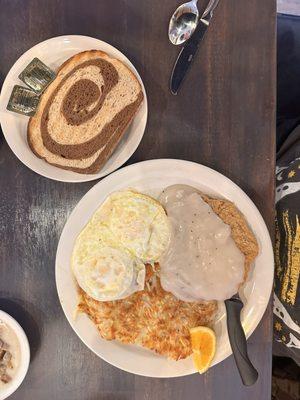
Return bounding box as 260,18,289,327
170,0,220,95
225,295,259,386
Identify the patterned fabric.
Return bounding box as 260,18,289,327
274,125,300,365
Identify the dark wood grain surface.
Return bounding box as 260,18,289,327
0,1,276,399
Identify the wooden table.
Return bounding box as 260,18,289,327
0,1,276,399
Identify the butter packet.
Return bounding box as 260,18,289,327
18,57,55,94
6,85,40,116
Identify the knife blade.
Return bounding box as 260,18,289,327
170,0,220,95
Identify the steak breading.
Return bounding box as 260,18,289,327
201,194,259,283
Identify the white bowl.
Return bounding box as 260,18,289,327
0,311,30,400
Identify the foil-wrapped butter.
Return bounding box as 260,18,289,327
6,85,40,116
18,58,55,94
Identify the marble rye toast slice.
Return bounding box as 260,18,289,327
27,50,143,174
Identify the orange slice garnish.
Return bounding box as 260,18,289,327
190,326,216,373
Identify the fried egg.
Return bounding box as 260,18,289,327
91,190,171,263
72,190,171,301
72,221,146,301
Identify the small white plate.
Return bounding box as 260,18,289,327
0,35,148,183
55,159,274,378
0,310,30,400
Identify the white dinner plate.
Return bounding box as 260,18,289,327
55,159,274,377
0,35,148,182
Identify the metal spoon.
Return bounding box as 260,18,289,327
168,0,199,45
